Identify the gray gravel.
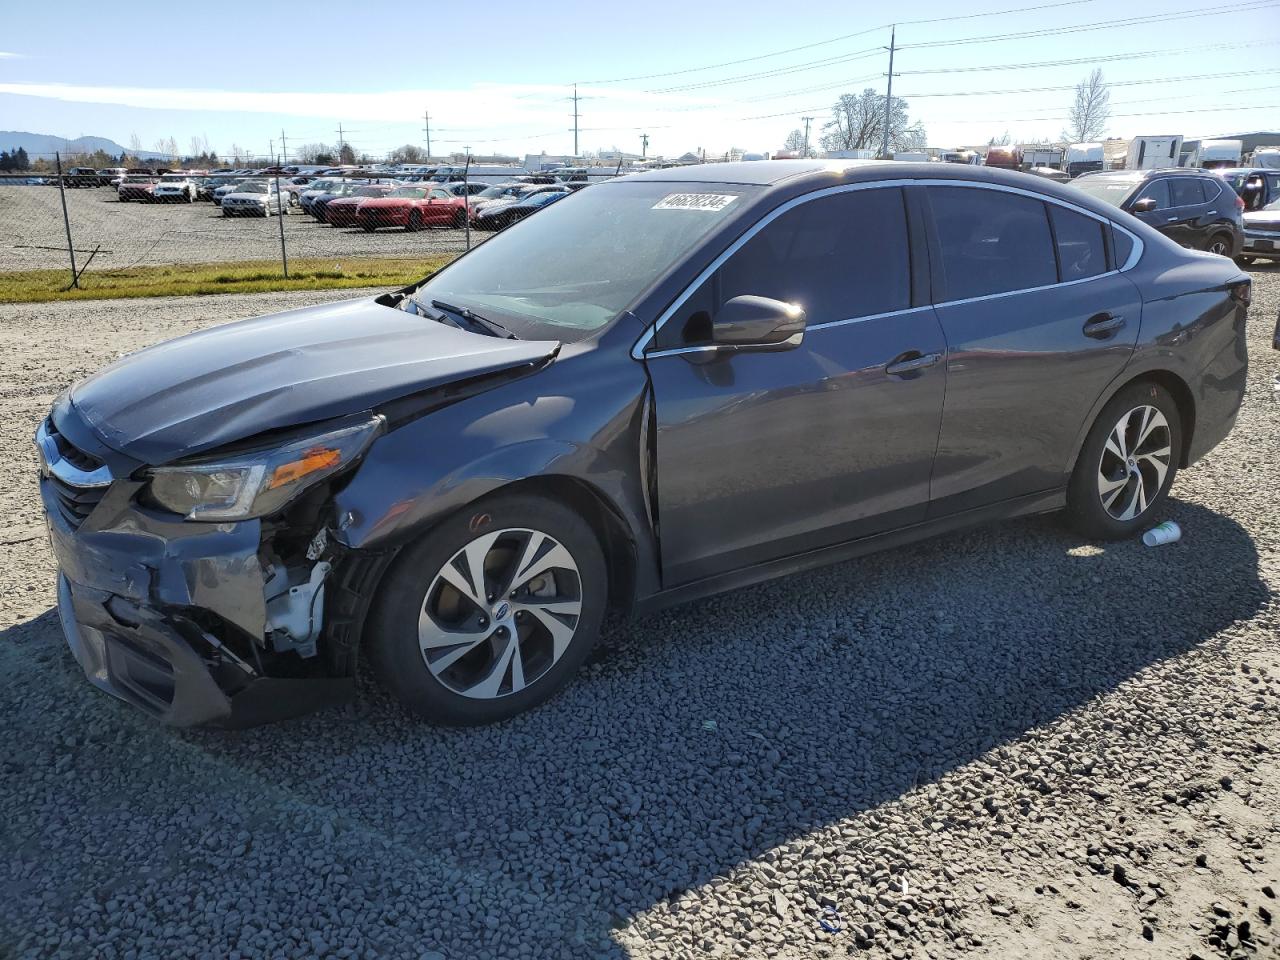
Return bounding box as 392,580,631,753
1,270,1278,960
0,185,470,272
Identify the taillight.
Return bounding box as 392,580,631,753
1235,194,1246,210
1230,278,1251,308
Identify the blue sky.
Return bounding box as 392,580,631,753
1,0,1277,160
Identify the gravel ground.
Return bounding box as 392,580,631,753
0,185,470,272
1,270,1278,960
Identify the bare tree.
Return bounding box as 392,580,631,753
129,132,142,153
296,142,335,164
820,88,925,156
783,129,806,153
389,144,426,163
988,130,1012,146
1064,69,1110,142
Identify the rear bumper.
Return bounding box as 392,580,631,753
43,476,353,727
1241,231,1280,256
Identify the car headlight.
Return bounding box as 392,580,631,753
147,416,383,521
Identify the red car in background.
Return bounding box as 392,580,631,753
356,186,469,231
117,175,158,202
322,185,396,227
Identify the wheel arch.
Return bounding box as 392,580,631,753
1068,367,1196,475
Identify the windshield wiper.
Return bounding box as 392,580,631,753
429,299,516,339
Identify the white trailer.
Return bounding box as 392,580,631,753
1185,139,1243,169
1065,143,1105,177
1023,146,1064,169
893,151,930,162
1251,147,1280,169
825,149,877,160
1125,135,1183,170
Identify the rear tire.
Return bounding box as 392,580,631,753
1065,381,1182,541
1205,233,1233,257
367,493,607,725
407,209,422,232
453,208,467,228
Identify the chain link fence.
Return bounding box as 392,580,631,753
0,154,629,298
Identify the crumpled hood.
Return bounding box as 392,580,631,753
69,296,559,465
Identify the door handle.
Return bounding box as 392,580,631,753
885,351,942,376
1166,216,1179,222
1083,313,1126,339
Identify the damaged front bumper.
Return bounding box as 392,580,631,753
42,473,354,728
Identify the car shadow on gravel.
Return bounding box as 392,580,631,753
1,498,1266,959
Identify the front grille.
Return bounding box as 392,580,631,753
41,420,109,529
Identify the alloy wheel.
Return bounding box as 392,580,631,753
1207,236,1230,256
419,527,583,699
1096,405,1172,521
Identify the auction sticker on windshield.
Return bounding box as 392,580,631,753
652,194,738,212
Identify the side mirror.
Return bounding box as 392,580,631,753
1131,196,1158,213
713,295,806,352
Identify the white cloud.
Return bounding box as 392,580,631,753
0,52,27,59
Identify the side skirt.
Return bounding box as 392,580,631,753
632,488,1065,618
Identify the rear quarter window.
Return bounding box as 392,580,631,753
929,187,1056,300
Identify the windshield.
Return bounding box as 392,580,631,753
413,180,758,334
1068,175,1143,207
389,186,427,198
236,182,268,194
353,186,386,197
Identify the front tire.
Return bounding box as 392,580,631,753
1066,381,1181,540
367,494,607,724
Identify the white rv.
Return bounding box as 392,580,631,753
1065,143,1105,178
1023,147,1064,169
1125,135,1183,170
1186,139,1243,169
1251,147,1280,169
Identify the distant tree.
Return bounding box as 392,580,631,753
338,142,357,165
988,130,1012,146
389,144,425,163
0,150,10,172
783,129,805,153
821,88,925,156
14,146,29,170
129,132,142,153
1064,68,1110,142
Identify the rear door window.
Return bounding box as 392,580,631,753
1048,205,1108,281
1169,178,1206,207
928,187,1057,300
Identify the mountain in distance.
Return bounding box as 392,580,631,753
0,130,168,160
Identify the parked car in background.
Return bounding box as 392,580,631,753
116,174,158,202
1069,168,1243,256
472,188,567,230
63,167,102,187
38,159,1252,727
323,185,398,227
299,178,351,215
1065,143,1104,178
984,146,1022,170
1026,166,1070,183
152,173,199,203
1216,168,1280,212
1238,196,1280,264
221,180,289,217
470,183,567,216
356,185,468,231
98,168,127,187
941,149,982,165
196,175,237,201
213,180,254,206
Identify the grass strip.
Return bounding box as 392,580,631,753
0,256,455,303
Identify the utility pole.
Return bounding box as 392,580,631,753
570,83,581,157
54,152,78,289
801,116,814,158
279,128,288,165
422,109,432,159
640,133,649,158
880,25,896,160
336,122,345,161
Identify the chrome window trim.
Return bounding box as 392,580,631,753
35,421,112,489
632,178,1144,360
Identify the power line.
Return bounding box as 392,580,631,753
895,39,1280,74
897,0,1279,49
941,103,1280,124
574,0,1101,85
647,46,885,94
897,69,1279,99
